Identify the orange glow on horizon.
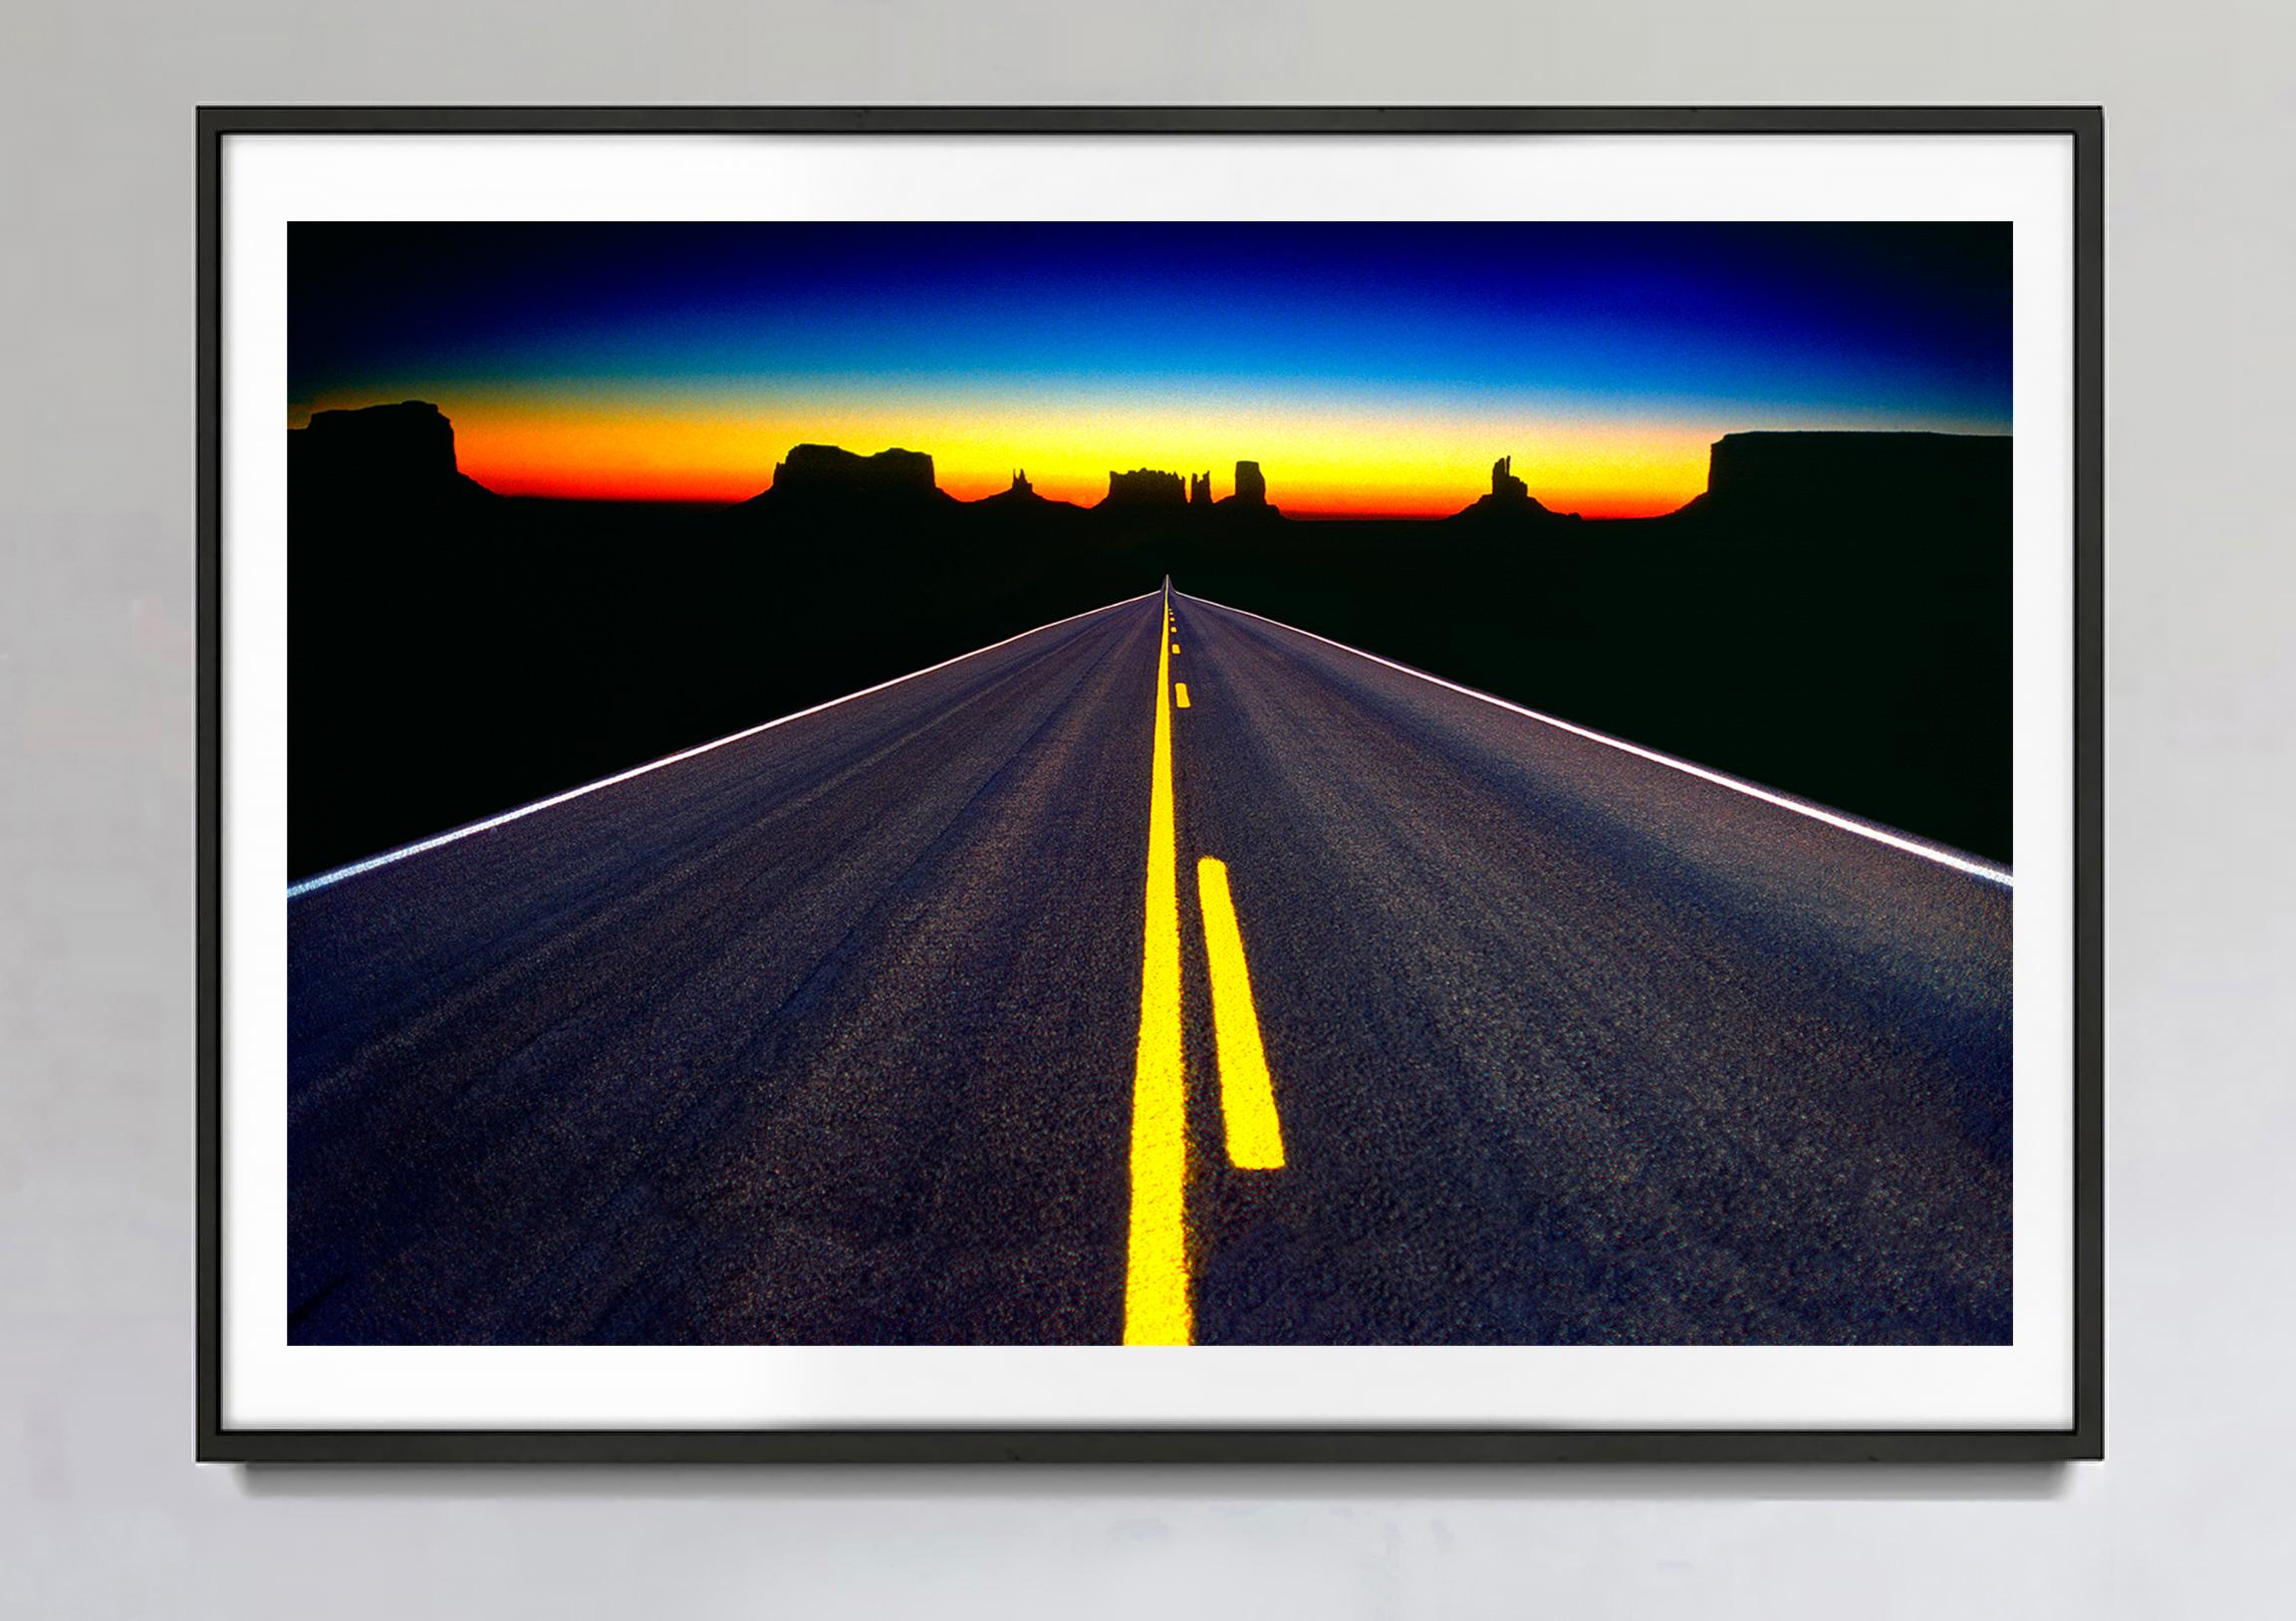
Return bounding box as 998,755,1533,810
300,389,1722,519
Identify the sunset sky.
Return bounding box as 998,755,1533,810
289,221,2010,519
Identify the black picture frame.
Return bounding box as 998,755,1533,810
198,104,2104,1465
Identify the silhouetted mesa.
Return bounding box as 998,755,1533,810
753,443,951,507
973,467,1083,513
1215,458,1275,513
290,401,498,510
1450,453,1576,523
1676,431,2010,529
1189,471,1212,507
1103,468,1187,508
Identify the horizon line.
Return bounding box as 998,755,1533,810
291,405,2014,520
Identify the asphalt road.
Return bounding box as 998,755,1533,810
289,585,2012,1345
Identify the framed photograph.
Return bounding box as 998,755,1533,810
199,106,2102,1463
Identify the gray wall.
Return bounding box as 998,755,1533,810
4,1,2289,1614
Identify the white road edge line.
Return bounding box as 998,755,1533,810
1178,590,2013,889
289,589,1162,901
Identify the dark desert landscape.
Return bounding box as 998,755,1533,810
290,405,2010,880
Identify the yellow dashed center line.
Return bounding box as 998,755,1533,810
1174,682,1190,708
1195,858,1286,1170
1123,589,1191,1345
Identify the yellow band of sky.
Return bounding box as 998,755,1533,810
297,384,1753,517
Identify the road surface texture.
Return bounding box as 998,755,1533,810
289,586,2011,1345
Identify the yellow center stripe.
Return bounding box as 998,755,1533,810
1123,589,1191,1344
1195,858,1286,1170
1174,682,1190,708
